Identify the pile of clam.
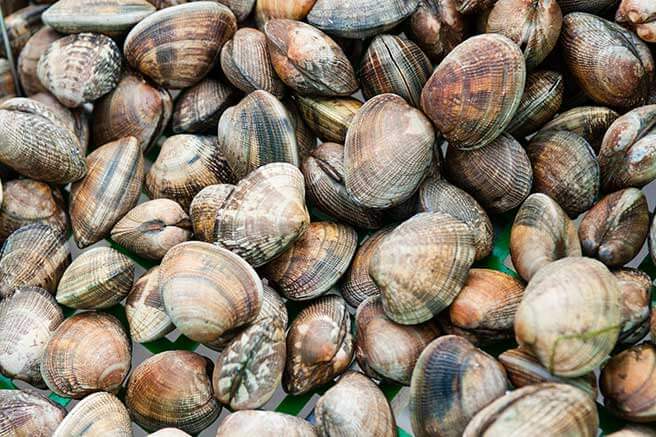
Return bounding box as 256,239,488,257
2,0,656,435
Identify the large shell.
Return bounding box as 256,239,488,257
124,2,237,88
216,411,317,437
420,34,526,150
126,350,220,434
0,390,66,436
614,268,652,346
29,92,90,155
616,0,656,43
70,136,144,248
515,257,621,377
52,392,132,437
172,78,239,134
507,70,564,138
406,0,466,62
370,212,475,325
189,184,235,243
295,95,361,143
2,5,48,57
126,266,174,343
40,312,131,398
410,335,508,437
539,105,619,152
255,0,316,28
17,26,61,96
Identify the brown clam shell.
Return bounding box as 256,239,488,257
454,0,495,13
216,411,317,436
614,268,652,346
539,105,619,153
172,78,239,134
607,425,656,437
407,0,466,62
52,392,132,437
125,266,174,343
189,184,235,243
0,390,66,436
2,5,48,57
507,70,564,138
282,96,317,161
295,95,361,144
218,0,255,22
31,92,90,155
616,0,656,43
558,0,617,13
17,26,60,96
255,0,317,28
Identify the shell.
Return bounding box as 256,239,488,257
70,136,144,248
406,0,466,62
295,95,361,143
607,425,656,437
17,26,61,96
410,335,508,437
445,134,532,214
282,97,317,161
149,430,192,437
2,5,48,57
126,266,174,343
0,60,16,99
216,411,317,437
558,0,617,13
218,0,254,21
255,0,317,28
614,268,652,346
189,184,235,243
616,0,656,43
126,350,220,434
40,312,131,398
52,392,132,437
31,92,90,155
0,287,63,386
507,70,564,138
0,390,65,436
370,212,475,325
124,2,237,88
160,242,263,343
420,34,526,150
261,221,357,300
111,199,192,260
454,0,494,13
539,105,619,153
172,78,239,134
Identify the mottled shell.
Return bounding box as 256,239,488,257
445,134,532,214
410,335,508,437
515,257,621,377
30,92,90,155
616,0,656,43
255,0,316,28
189,184,235,242
407,0,466,62
218,0,255,22
40,312,131,398
126,266,174,343
264,19,358,96
216,411,317,437
124,2,237,88
70,136,144,248
507,70,564,138
126,350,220,433
540,105,619,153
172,78,239,134
420,34,526,150
0,390,65,437
2,5,48,57
295,95,361,143
17,26,60,96
614,268,652,346
52,392,132,437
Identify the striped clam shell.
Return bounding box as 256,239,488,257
0,390,66,437
2,5,48,57
540,106,619,153
125,266,174,343
172,78,239,134
559,0,618,13
282,97,317,161
507,70,564,138
295,95,361,143
17,27,61,96
189,184,235,243
52,392,132,437
216,411,316,436
31,91,90,155
454,0,495,13
255,0,317,28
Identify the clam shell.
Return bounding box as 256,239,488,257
17,26,61,96
2,5,48,57
407,0,466,62
0,59,16,99
295,95,361,144
255,0,317,28
31,92,90,155
616,0,656,43
282,97,317,161
216,411,317,437
559,0,622,14
189,184,235,243
454,0,494,13
218,0,255,22
52,392,132,437
0,390,66,436
614,268,652,346
149,429,192,437
607,425,656,437
539,105,619,153
507,70,564,138
126,266,174,343
172,78,239,134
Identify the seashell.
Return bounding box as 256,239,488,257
355,296,439,385
307,0,419,39
255,0,316,28
410,335,508,437
216,411,317,437
2,5,48,57
40,312,131,398
52,392,132,437
17,26,61,96
31,92,90,155
218,0,255,22
262,221,357,300
315,371,396,436
445,133,532,214
507,70,564,138
539,105,619,153
607,425,656,437
358,35,432,107
124,2,237,88
616,0,656,43
42,0,155,36
37,33,122,108
463,383,598,436
221,28,285,98
561,13,654,109
2,0,29,16
93,69,172,151
0,390,66,436
282,97,317,161
160,242,263,343
0,97,85,183
172,78,239,134
0,224,70,298
558,0,621,14
345,93,435,209
515,257,621,377
264,19,358,96
526,129,600,217
406,0,466,62
126,266,174,343
214,163,310,267
0,287,63,386
614,268,652,346
370,212,475,325
295,95,361,144
420,34,526,150
453,0,494,13
111,199,192,260
189,184,235,243
70,136,144,248
126,350,220,433
0,60,16,99
284,294,354,395
217,90,298,180
149,429,191,437
56,247,134,309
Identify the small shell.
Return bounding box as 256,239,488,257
2,5,48,57
52,392,132,437
295,95,361,143
189,184,235,243
126,266,174,343
172,78,239,134
17,26,61,96
614,268,652,346
30,92,90,155
0,390,66,436
218,0,255,22
616,0,656,43
216,411,317,437
539,105,619,153
406,0,466,62
507,70,564,138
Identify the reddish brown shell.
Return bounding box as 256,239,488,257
17,26,61,96
407,0,466,62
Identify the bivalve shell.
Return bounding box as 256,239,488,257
507,70,564,138
255,0,316,28
189,184,235,243
0,390,65,436
2,5,48,57
30,92,90,155
558,0,617,13
17,26,61,96
539,105,619,153
406,0,466,62
216,411,317,437
172,78,239,134
125,266,174,343
218,0,255,22
52,392,132,437
295,95,361,144
614,268,652,346
616,0,656,43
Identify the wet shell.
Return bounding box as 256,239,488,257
40,312,131,398
264,19,358,96
2,5,48,57
255,0,316,28
283,97,317,161
218,0,255,22
126,350,220,433
406,0,466,62
124,2,237,88
410,335,508,437
558,0,617,13
52,392,132,437
284,294,354,395
111,199,192,260
216,411,317,437
539,105,619,153
614,268,652,346
507,70,564,138
0,390,66,436
561,13,654,109
262,221,357,300
370,212,475,325
515,257,621,377
295,95,361,143
189,184,235,243
172,78,239,134
420,34,526,150
17,27,60,96
146,134,233,210
0,287,63,386
126,266,174,343
160,242,263,343
445,134,533,214
70,136,144,248
31,92,91,155
616,0,656,43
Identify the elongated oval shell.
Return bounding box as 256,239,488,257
52,392,132,437
172,78,239,134
295,95,361,143
0,390,66,436
407,0,466,62
216,411,317,437
614,268,652,346
189,184,235,242
126,266,174,343
255,0,316,28
540,106,619,153
17,26,61,96
616,0,656,43
507,70,564,138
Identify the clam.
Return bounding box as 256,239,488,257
616,0,656,43
614,268,652,346
17,26,61,96
559,0,622,14
284,294,354,395
295,95,361,143
370,212,475,325
70,136,144,248
52,392,132,437
124,2,237,88
189,184,235,243
216,411,317,436
111,199,192,260
608,425,656,437
282,97,317,161
0,390,65,436
539,105,619,152
41,312,131,398
149,430,192,437
0,60,16,99
510,193,581,281
453,0,494,13
421,34,526,150
261,221,357,300
172,78,239,134
406,0,466,62
0,287,63,386
561,13,654,109
463,383,598,436
445,134,532,214
126,266,174,343
218,0,255,21
31,92,90,155
126,350,220,433
507,70,564,138
515,257,621,377
410,335,508,437
160,242,263,343
2,5,48,57
255,0,316,28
